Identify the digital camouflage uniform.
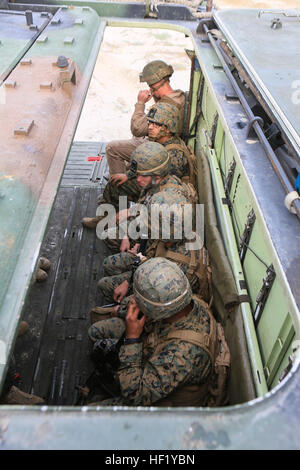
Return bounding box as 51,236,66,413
98,140,186,251
89,258,228,407
98,187,209,302
96,100,190,214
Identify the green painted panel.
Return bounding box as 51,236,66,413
264,314,294,387
0,11,46,82
242,224,272,311
0,175,35,316
256,279,293,366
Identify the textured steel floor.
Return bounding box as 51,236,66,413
13,142,110,405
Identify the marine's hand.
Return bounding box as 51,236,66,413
113,280,130,303
120,237,130,252
110,174,128,186
128,243,140,255
137,89,153,104
125,298,146,339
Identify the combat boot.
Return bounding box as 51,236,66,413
89,305,118,324
39,256,51,272
35,268,48,282
1,386,44,405
17,321,29,337
82,216,101,229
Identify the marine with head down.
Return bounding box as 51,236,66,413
88,257,229,407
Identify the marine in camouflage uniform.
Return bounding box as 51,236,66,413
89,258,229,407
97,141,210,303
106,59,186,176
98,140,192,251
81,101,190,229
98,188,210,303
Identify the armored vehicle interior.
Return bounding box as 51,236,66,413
0,0,299,449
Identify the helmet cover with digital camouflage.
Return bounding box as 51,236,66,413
139,60,174,86
133,257,192,320
147,102,181,135
130,141,171,177
146,190,188,242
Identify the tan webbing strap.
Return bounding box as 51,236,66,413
164,330,214,365
164,249,201,279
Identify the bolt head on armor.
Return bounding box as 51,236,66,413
130,141,171,177
139,60,174,86
133,257,192,320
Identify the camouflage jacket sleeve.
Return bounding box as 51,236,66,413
117,340,210,406
130,102,149,137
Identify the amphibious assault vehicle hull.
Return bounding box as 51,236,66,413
0,1,299,449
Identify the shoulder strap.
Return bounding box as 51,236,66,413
165,142,197,188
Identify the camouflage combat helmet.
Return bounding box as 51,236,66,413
147,102,180,134
130,141,171,177
139,60,174,86
133,257,192,320
148,190,188,242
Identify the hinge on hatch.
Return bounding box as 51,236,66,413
239,208,256,263
253,264,276,326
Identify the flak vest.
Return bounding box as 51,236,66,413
146,297,230,407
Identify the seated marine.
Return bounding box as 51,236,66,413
87,257,230,408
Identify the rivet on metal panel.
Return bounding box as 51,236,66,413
64,37,74,45
40,81,53,90
56,55,69,68
37,35,48,43
75,19,84,25
5,80,17,88
14,119,34,136
20,58,32,66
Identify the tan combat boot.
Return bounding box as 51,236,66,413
1,386,44,405
39,256,51,272
89,305,118,324
82,216,102,229
17,321,29,337
35,268,48,282
35,256,51,282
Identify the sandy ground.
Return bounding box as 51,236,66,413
74,0,300,142
75,28,193,141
